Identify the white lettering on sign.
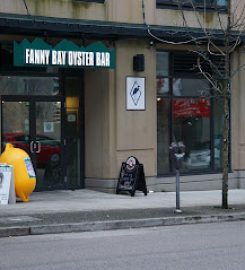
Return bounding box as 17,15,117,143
96,52,110,67
68,51,94,66
87,52,94,66
52,51,67,65
24,49,110,67
25,49,50,65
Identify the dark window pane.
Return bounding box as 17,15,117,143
216,0,227,7
213,98,224,169
156,0,228,9
173,78,210,96
156,52,169,77
0,76,59,96
74,0,105,2
157,78,170,96
156,51,227,175
2,102,30,154
173,98,211,171
157,97,170,174
156,52,169,95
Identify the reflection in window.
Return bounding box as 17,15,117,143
173,78,210,96
156,51,227,175
0,76,59,96
157,77,169,95
156,52,169,95
157,52,169,77
173,98,211,171
216,0,227,7
214,98,224,169
2,101,30,154
156,0,228,9
157,97,170,174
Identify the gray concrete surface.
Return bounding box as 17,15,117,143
2,222,245,270
0,189,245,237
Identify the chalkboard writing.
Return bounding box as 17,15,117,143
116,156,147,197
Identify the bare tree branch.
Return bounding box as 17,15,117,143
196,55,222,93
231,0,245,29
228,37,241,54
207,40,226,56
150,0,245,209
231,63,245,78
147,26,208,45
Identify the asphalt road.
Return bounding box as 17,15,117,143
1,221,245,270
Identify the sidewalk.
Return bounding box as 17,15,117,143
0,189,245,237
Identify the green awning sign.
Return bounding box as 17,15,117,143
14,38,115,69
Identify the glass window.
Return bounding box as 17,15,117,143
173,98,211,171
157,52,169,77
173,78,211,97
157,78,170,96
0,76,59,96
65,77,81,188
216,0,227,7
156,51,228,175
157,52,169,95
156,0,228,10
74,0,104,2
213,98,224,170
157,97,170,174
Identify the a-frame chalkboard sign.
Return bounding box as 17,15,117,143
116,156,147,197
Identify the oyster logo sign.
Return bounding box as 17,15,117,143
126,77,145,110
14,38,115,68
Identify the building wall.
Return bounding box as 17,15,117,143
84,68,117,191
0,0,227,29
1,1,245,191
84,68,113,179
115,39,156,175
230,47,245,187
232,48,245,174
85,39,157,191
0,0,106,20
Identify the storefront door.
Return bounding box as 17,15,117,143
1,98,64,190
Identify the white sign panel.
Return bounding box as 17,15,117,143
44,122,54,133
0,165,15,205
126,77,146,110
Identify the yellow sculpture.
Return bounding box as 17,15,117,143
0,143,36,202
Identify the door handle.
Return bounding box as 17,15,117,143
30,141,35,153
36,141,41,153
30,141,41,153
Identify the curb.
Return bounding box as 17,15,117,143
1,212,245,238
0,227,30,238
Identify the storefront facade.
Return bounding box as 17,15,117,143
0,0,245,192
1,40,86,191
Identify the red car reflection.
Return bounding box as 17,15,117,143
2,132,61,168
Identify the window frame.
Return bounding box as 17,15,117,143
156,0,228,12
73,0,105,3
156,51,228,176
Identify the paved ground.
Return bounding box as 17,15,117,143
0,189,245,237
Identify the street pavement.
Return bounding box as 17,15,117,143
0,189,245,237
